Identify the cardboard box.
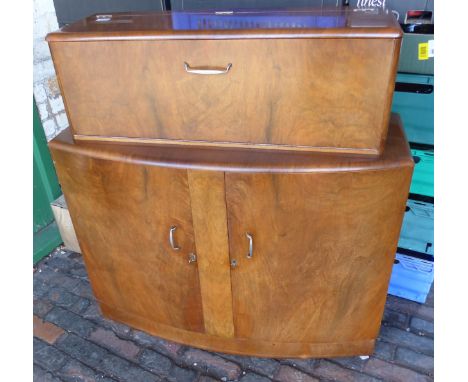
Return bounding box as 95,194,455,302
51,195,81,253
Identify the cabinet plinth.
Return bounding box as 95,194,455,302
49,114,413,358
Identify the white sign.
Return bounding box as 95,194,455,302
356,0,386,8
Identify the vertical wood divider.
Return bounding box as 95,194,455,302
187,170,235,338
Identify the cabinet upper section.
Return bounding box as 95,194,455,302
49,114,413,174
46,9,402,41
47,10,402,156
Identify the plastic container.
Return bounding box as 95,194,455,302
388,250,433,303
392,73,434,145
398,198,434,255
410,146,434,197
389,196,434,303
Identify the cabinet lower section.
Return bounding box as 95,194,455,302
100,303,375,358
49,116,413,358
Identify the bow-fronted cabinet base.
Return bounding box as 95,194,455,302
49,115,413,358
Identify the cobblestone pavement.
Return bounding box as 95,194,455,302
33,247,434,382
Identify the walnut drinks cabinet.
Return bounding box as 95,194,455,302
46,9,402,155
49,114,413,358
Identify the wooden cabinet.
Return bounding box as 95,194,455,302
47,9,402,155
49,114,413,358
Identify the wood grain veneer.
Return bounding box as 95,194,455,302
46,10,402,41
49,115,413,358
49,157,205,333
187,170,235,338
100,302,376,358
226,168,411,343
50,113,412,173
47,9,402,155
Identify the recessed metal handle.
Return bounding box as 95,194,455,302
184,62,232,75
169,226,180,251
246,233,253,259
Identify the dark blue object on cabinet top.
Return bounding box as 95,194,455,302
171,10,347,30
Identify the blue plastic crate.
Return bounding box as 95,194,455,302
388,250,433,303
392,73,434,145
410,146,434,198
398,198,434,255
389,197,434,303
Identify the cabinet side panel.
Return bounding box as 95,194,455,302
226,166,412,344
50,147,205,333
188,170,235,338
378,38,403,153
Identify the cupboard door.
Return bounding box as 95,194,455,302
225,169,411,343
53,152,204,333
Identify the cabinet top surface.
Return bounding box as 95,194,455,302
49,114,413,174
46,9,401,42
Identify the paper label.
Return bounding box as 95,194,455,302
418,42,429,60
428,40,434,58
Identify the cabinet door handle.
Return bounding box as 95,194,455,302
184,62,232,75
246,233,253,259
169,226,181,251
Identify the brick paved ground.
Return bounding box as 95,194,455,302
33,247,434,382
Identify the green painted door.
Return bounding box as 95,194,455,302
33,98,63,263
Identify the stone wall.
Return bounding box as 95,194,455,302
33,0,68,141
